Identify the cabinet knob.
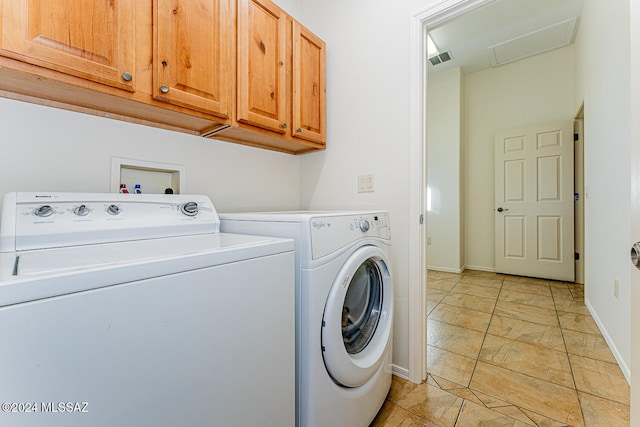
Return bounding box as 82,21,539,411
281,123,287,129
296,128,302,133
160,85,169,94
122,72,133,82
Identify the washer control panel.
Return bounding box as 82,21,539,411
0,192,220,252
310,212,390,260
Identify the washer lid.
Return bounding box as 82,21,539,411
0,233,293,307
321,245,393,387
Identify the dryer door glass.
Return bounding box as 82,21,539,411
342,259,382,354
321,244,392,388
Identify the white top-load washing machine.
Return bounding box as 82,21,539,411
220,211,393,427
0,192,295,427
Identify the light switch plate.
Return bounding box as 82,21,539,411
358,174,375,193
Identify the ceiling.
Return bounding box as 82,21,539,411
428,0,583,75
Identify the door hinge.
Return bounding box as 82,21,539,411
575,252,580,260
419,214,424,224
574,133,579,141
574,193,580,202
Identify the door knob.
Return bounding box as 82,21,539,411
497,207,509,212
631,242,640,269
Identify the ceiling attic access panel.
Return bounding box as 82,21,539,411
0,0,135,91
237,0,287,134
153,0,233,118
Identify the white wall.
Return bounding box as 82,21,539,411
427,67,464,272
292,0,434,372
0,98,301,213
574,0,631,377
464,46,575,270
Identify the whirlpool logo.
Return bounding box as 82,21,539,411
312,220,331,230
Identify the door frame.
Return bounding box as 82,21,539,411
408,0,495,383
629,0,639,423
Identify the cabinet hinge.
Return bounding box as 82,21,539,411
575,252,580,260
574,133,579,141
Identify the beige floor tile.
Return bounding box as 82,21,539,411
488,314,566,351
501,276,551,286
428,303,492,332
440,292,497,314
393,383,464,427
428,270,461,281
381,274,629,427
450,282,501,299
518,408,573,427
571,291,585,300
427,300,438,316
470,361,584,426
426,288,448,303
479,335,574,388
498,289,555,309
427,346,477,387
455,401,531,426
501,281,552,296
445,387,485,406
426,374,441,389
567,283,584,292
427,320,486,359
458,275,504,289
550,286,574,300
429,374,465,391
553,298,591,316
569,354,630,405
494,300,559,327
387,376,422,403
428,278,458,292
558,311,600,335
491,406,538,426
473,391,513,409
578,392,630,427
563,329,617,363
370,400,439,427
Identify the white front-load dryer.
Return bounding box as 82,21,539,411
220,211,393,427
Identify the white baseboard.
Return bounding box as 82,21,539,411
391,364,410,381
584,299,631,384
426,266,464,273
464,264,495,273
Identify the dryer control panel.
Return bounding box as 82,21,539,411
309,212,390,260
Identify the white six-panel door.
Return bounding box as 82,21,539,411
494,121,575,281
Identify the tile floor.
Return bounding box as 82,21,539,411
371,270,630,427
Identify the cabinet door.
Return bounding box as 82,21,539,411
292,22,326,144
1,0,135,92
153,0,232,118
237,0,287,133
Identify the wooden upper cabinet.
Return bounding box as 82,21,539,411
153,0,233,118
237,0,287,134
0,0,136,92
292,22,326,144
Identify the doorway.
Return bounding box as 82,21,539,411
410,0,584,382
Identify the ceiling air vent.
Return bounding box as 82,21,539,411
428,50,452,66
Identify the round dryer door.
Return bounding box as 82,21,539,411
321,245,393,388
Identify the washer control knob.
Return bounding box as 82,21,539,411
359,219,370,232
107,204,121,216
35,205,53,217
181,202,199,216
73,204,89,216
